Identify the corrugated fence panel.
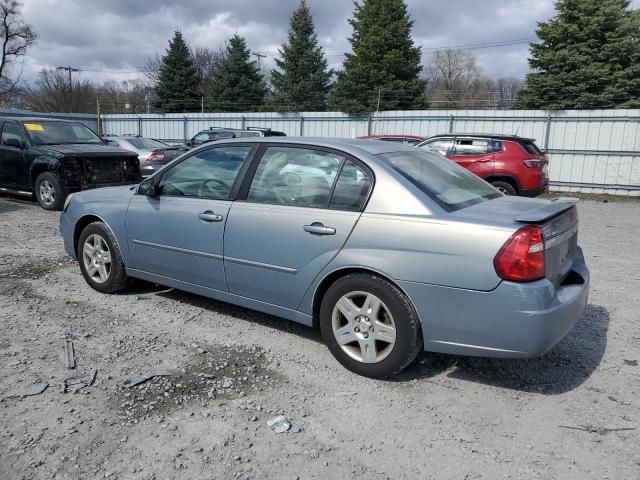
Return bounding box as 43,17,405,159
100,109,640,195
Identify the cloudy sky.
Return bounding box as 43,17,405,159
17,0,640,85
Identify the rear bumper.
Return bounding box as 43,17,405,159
520,182,548,197
399,247,590,358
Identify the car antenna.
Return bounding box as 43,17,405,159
514,124,521,136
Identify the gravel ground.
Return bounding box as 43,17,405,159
0,195,639,480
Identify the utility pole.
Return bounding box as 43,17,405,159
96,98,102,136
56,66,79,90
252,53,266,69
376,87,382,112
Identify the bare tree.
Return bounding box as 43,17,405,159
25,68,96,113
0,0,36,101
99,79,152,114
426,49,485,109
489,77,525,109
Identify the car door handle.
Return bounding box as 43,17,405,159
198,211,223,222
303,222,336,236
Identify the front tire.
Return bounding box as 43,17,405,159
320,273,422,378
77,222,130,293
35,172,66,210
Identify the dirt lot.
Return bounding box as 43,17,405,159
0,195,639,480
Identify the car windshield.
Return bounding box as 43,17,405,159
377,150,501,211
23,121,103,146
127,138,169,149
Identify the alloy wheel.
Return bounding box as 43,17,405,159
331,291,397,363
39,180,56,206
82,234,112,284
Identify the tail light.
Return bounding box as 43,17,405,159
494,225,545,282
523,159,544,168
145,150,165,164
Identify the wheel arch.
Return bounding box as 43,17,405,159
29,155,60,187
310,266,422,330
73,214,111,257
484,174,521,193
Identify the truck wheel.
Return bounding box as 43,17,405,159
35,172,66,210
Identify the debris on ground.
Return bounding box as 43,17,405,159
124,369,172,388
0,339,9,349
63,369,97,393
65,339,76,369
559,424,637,435
623,359,638,366
7,382,49,398
267,416,291,433
334,391,358,397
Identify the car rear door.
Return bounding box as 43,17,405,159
126,144,256,291
448,138,494,179
223,145,372,309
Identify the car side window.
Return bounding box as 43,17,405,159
247,146,343,208
419,139,453,156
329,160,372,211
158,146,253,199
451,139,490,156
2,122,25,146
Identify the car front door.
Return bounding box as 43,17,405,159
224,145,372,309
0,121,29,190
126,144,256,291
448,138,494,179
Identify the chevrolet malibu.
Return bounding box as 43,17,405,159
59,138,589,378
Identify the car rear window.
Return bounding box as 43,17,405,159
521,140,543,155
377,150,501,211
128,138,168,149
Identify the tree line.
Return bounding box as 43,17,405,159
1,0,639,114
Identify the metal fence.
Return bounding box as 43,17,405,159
0,108,98,131
97,109,639,196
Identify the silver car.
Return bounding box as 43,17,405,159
104,136,187,176
59,138,589,378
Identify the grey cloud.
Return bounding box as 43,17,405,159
21,0,561,84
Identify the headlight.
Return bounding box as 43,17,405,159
63,193,74,212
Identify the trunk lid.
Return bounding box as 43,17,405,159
454,196,579,287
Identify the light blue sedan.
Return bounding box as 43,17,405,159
59,138,589,377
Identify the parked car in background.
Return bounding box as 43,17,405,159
0,117,140,210
358,134,425,145
60,138,588,378
104,135,188,177
186,126,286,148
417,134,549,196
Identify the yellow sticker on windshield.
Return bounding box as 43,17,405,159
24,123,44,131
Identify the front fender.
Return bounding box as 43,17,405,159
29,155,61,185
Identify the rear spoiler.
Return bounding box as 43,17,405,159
514,197,578,223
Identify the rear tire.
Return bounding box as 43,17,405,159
491,180,517,196
35,172,66,210
320,273,422,378
77,221,130,293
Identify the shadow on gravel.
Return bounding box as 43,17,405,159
398,304,609,394
0,199,27,213
125,280,324,343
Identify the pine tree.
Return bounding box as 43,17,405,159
208,35,267,112
515,0,640,109
155,31,200,112
330,0,427,114
270,0,332,111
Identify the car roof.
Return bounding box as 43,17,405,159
207,136,420,156
359,134,425,140
0,116,80,123
427,133,536,142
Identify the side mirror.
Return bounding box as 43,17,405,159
138,177,159,196
4,138,25,149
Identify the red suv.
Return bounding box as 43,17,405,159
416,134,549,196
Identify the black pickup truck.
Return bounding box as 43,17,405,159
0,117,141,210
